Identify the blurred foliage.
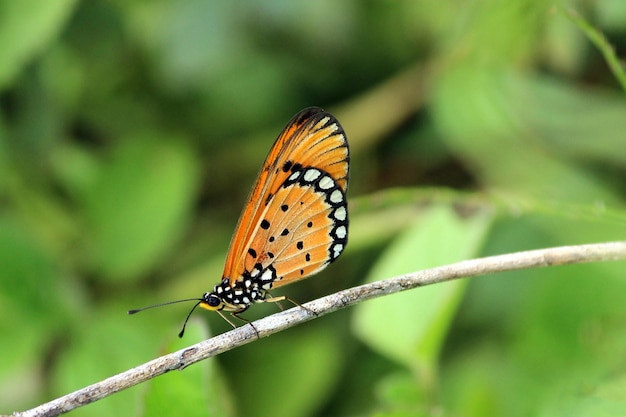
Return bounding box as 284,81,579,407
1,0,626,416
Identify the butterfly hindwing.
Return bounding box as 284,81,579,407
244,166,348,287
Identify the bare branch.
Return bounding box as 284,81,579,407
9,241,626,417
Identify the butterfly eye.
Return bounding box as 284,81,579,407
200,293,223,311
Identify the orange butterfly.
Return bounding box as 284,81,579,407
131,107,349,334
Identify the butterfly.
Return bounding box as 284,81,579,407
130,107,349,335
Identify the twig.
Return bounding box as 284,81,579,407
9,241,626,417
557,6,626,93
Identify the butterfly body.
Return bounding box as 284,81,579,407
200,107,349,319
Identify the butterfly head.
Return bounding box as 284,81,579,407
199,291,224,311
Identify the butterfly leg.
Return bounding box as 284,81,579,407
216,310,239,329
265,292,318,317
229,307,260,338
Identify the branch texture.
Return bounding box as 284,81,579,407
10,241,626,417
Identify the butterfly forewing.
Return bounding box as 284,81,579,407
222,107,349,287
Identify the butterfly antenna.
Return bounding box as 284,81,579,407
178,300,203,338
128,298,201,314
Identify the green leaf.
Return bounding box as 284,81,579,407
50,304,174,417
142,320,235,417
432,68,625,204
0,0,78,90
353,205,493,378
0,215,64,321
441,210,626,417
81,134,199,282
375,371,428,412
0,216,62,413
440,343,517,417
539,370,626,417
221,321,346,417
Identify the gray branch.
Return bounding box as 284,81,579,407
9,241,626,417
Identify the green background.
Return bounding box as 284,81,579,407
1,1,626,416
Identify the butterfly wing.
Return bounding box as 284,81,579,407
222,107,349,287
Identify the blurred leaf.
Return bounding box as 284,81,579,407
50,143,101,200
0,0,77,90
353,205,493,380
0,325,46,412
38,43,85,112
221,321,346,417
432,68,624,204
4,175,79,262
539,370,626,417
0,122,7,191
521,77,626,164
80,134,200,282
371,411,431,417
558,6,626,93
542,6,588,74
50,303,173,417
142,320,235,417
123,0,244,91
349,188,490,253
0,216,63,412
374,371,429,416
442,210,626,417
0,215,63,321
441,343,520,417
595,0,626,30
349,203,419,251
438,0,546,65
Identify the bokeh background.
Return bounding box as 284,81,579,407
2,1,626,416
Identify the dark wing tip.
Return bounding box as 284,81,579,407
292,106,345,133
295,106,325,119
